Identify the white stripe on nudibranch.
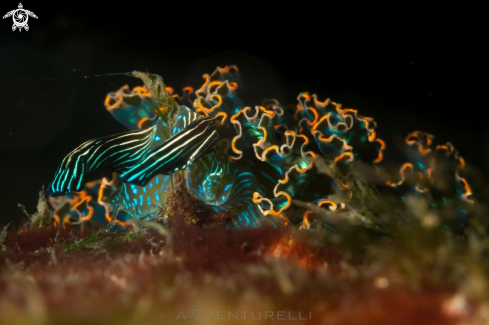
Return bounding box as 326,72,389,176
125,117,217,182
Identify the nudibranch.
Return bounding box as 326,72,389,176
47,66,473,229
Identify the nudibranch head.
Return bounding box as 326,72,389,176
47,126,158,196
47,142,91,196
47,163,86,197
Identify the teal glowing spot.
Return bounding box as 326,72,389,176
277,201,287,209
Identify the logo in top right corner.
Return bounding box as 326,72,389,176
3,3,37,32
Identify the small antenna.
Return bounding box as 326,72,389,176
19,72,133,81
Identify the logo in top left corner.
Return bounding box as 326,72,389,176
3,3,37,32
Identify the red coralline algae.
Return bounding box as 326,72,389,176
0,214,479,324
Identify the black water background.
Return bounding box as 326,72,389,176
0,5,485,225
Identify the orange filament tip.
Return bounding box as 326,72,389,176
298,134,309,144
257,105,276,117
264,145,279,155
208,81,222,90
311,114,331,132
368,130,376,142
307,108,319,126
377,138,386,148
269,193,292,215
231,138,242,155
72,196,91,210
105,96,123,110
215,112,228,126
318,200,339,211
138,117,148,129
197,95,222,113
197,74,210,93
313,95,329,107
401,163,413,172
218,66,230,73
373,151,384,163
303,211,311,228
62,215,71,225
334,152,353,164
317,134,335,143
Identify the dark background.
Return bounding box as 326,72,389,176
0,4,485,225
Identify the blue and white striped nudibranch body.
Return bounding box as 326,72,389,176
48,104,219,197
47,125,156,196
120,116,220,186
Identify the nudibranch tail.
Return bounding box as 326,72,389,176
387,131,473,205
